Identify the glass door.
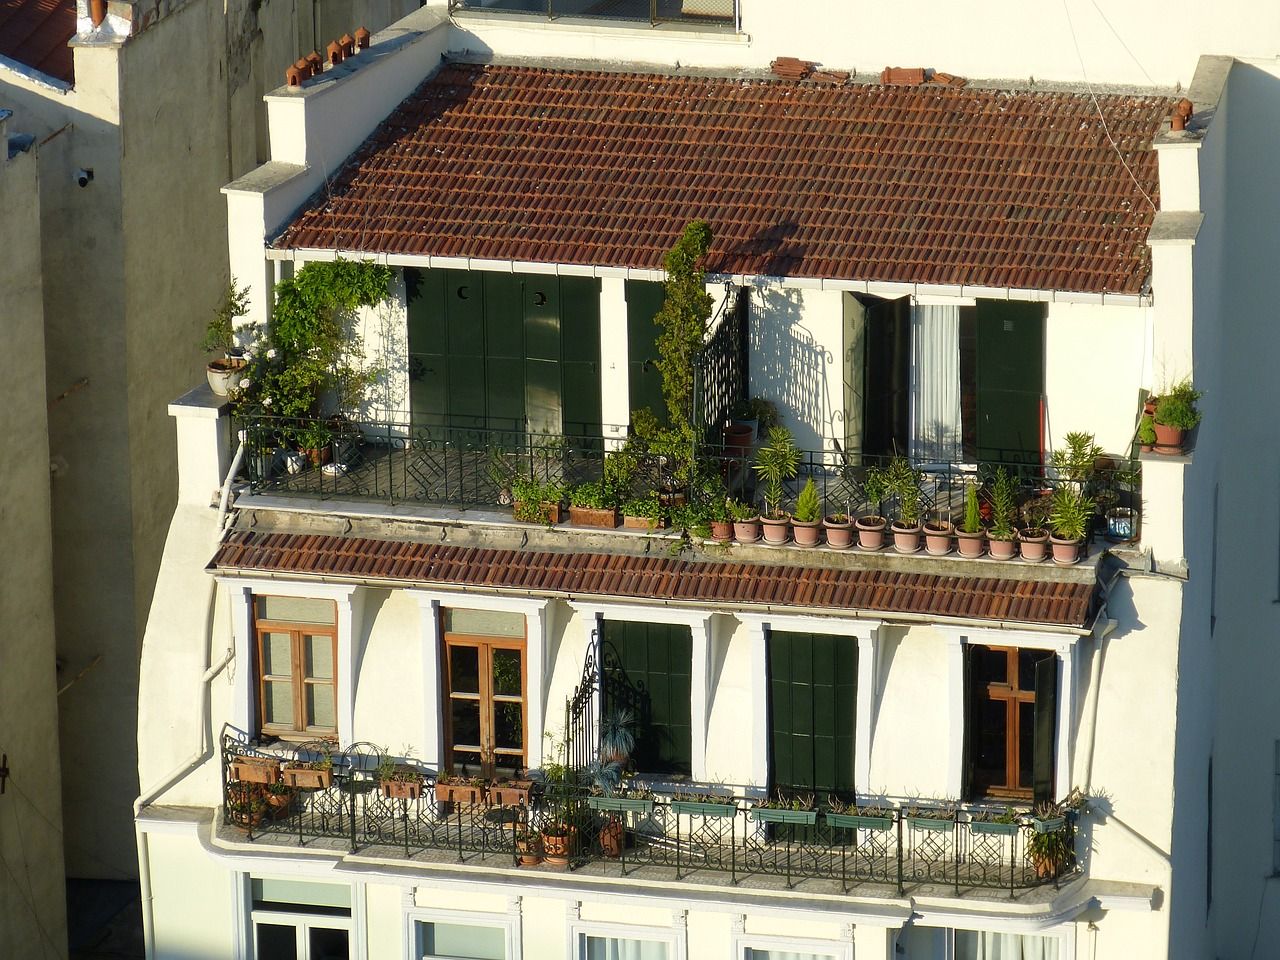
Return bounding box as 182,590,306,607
442,609,528,777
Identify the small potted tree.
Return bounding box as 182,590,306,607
204,281,250,396
1019,494,1051,563
856,465,890,550
987,467,1018,561
754,426,801,545
1049,483,1095,565
887,457,923,554
729,499,761,543
1152,378,1202,454
955,482,985,558
515,827,543,867
791,477,823,548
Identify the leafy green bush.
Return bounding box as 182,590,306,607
1155,393,1202,430
886,457,922,528
1137,414,1157,444
753,426,801,518
570,481,616,509
1049,484,1095,542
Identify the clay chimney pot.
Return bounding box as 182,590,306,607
89,0,106,26
286,65,305,88
327,40,344,65
305,51,322,72
340,33,356,57
1170,98,1194,132
355,26,371,50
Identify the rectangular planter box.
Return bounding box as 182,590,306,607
569,506,619,528
750,807,818,826
435,781,485,806
670,800,737,818
969,819,1021,836
907,816,954,832
623,515,667,531
825,813,893,832
1031,816,1066,834
230,756,280,785
281,766,332,790
514,501,562,524
380,779,423,801
587,796,655,815
487,780,533,808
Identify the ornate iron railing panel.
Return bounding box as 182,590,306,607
694,287,750,442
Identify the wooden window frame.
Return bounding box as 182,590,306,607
253,599,338,741
442,614,528,778
968,645,1047,800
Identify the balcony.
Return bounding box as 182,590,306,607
231,413,1143,556
221,736,1079,899
447,0,737,28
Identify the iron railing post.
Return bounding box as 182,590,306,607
349,782,358,854
896,814,904,896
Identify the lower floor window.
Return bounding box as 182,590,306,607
416,919,506,959
581,934,670,960
744,950,836,960
250,878,351,960
954,930,1058,960
966,644,1057,801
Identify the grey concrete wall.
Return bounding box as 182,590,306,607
0,127,70,960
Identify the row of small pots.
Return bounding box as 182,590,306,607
710,515,1085,564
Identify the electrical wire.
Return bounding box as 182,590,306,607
1087,0,1156,87
1061,0,1158,213
1,791,68,959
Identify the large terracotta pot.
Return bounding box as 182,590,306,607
1152,422,1185,454
733,517,761,543
760,514,791,545
987,537,1016,561
955,529,985,559
856,516,886,550
1019,529,1049,562
710,520,734,542
722,423,754,457
891,522,922,554
824,516,853,550
792,519,822,548
542,828,577,868
923,521,953,556
1050,536,1082,565
599,818,625,858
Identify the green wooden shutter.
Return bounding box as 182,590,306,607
1033,654,1058,804
603,621,692,776
768,631,856,794
560,276,602,436
625,280,668,424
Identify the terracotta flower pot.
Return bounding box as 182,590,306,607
891,522,922,554
516,835,542,867
856,516,886,550
624,514,667,531
1050,536,1082,565
722,423,754,457
987,537,1016,561
487,780,532,808
1152,422,1185,454
1019,529,1049,562
792,519,822,548
923,521,953,556
733,517,761,542
381,778,423,801
542,828,577,868
709,520,734,542
230,756,280,785
760,514,791,545
823,516,853,550
569,506,619,528
281,766,332,790
599,818,625,858
265,787,296,820
435,781,484,806
955,529,985,559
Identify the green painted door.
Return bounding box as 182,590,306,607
768,631,856,793
975,301,1045,463
603,620,692,777
626,280,668,425
560,276,602,437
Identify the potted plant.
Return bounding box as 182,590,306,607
986,467,1018,561
969,806,1020,836
1027,801,1073,879
754,426,801,545
707,495,734,543
621,492,666,531
1019,493,1052,563
295,421,334,467
824,797,894,832
512,477,564,525
1049,483,1095,565
1152,378,1202,454
670,791,737,818
433,771,485,807
729,499,761,543
515,827,543,867
569,481,620,528
229,754,280,785
887,457,923,554
791,477,823,548
923,513,953,556
227,786,268,827
378,756,426,801
823,509,854,550
263,780,297,820
750,791,818,826
856,465,890,550
540,819,578,868
281,751,334,790
204,281,250,396
488,777,534,808
1137,414,1157,454
599,707,637,766
905,802,956,832
955,482,985,559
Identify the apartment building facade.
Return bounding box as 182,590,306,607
134,3,1280,959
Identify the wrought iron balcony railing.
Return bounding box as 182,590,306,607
221,736,1079,897
447,0,737,28
231,413,1142,546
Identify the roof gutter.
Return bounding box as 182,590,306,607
209,566,1095,637
265,246,1151,307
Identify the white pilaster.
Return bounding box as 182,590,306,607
946,631,967,799
691,618,713,782
853,924,896,960
415,596,444,769
227,584,254,736
599,276,631,446
1056,639,1076,802
743,619,770,789
856,630,881,795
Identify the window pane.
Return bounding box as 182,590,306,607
745,951,835,960
309,926,349,959
976,646,1007,685
955,930,1058,960
494,701,523,751
307,683,336,731
1018,649,1041,692
264,681,294,727
583,935,668,960
251,878,351,911
451,700,481,747
422,921,506,959
450,646,480,694
974,698,1007,789
305,635,333,680
256,596,336,625
1019,700,1035,790
492,649,522,697
443,608,525,638
255,922,298,960
262,633,292,677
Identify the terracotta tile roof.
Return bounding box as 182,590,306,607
0,0,74,84
210,530,1096,628
276,62,1175,296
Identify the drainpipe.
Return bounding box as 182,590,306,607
135,439,244,960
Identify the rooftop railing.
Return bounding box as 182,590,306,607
447,0,737,28
221,735,1078,896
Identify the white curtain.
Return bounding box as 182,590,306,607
954,930,1059,960
910,303,963,462
745,949,835,960
583,935,669,960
